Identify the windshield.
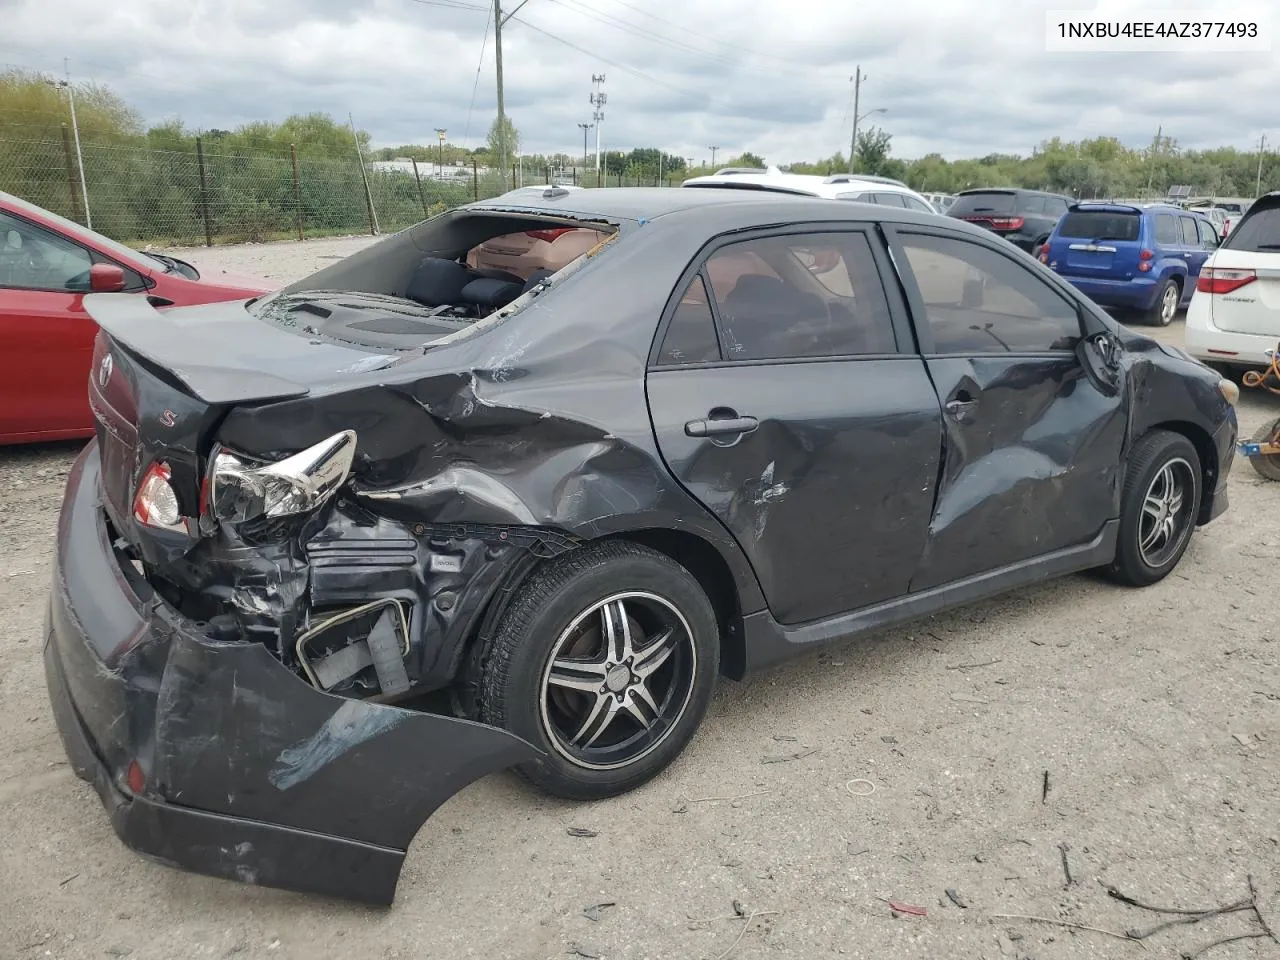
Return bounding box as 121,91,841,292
1221,203,1280,252
950,192,1016,215
1,192,167,273
1058,210,1141,241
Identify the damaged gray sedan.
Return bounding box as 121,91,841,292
45,187,1238,904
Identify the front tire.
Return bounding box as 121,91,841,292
479,540,719,800
1105,430,1202,586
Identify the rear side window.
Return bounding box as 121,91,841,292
872,192,907,207
898,232,1081,354
1178,217,1200,245
1057,210,1141,241
1222,204,1280,252
1020,196,1047,214
1044,197,1070,217
704,232,896,360
1155,215,1180,245
657,274,720,365
950,192,1017,216
902,195,936,213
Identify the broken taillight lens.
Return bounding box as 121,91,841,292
208,430,358,524
133,461,185,532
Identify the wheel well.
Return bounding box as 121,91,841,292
604,528,745,679
1147,419,1218,523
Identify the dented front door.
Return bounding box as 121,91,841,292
889,227,1128,592
646,227,943,626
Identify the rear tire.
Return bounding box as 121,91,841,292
1105,429,1202,586
1141,278,1180,326
479,540,719,800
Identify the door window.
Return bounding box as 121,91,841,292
656,274,721,365
1178,216,1200,245
1044,197,1069,217
703,232,896,360
1195,217,1220,248
1155,214,1180,245
898,232,1081,354
0,211,94,291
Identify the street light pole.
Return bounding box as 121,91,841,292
577,122,593,167
435,128,447,178
847,67,863,174
48,73,91,229
709,145,719,167
1258,134,1269,198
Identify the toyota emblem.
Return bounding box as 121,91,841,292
98,354,113,388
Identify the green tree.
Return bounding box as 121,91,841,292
487,116,520,166
853,127,892,175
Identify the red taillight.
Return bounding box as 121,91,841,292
988,216,1025,230
1197,267,1257,295
133,461,184,532
525,228,573,243
1138,249,1154,272
126,760,145,795
1139,249,1154,260
1038,248,1050,263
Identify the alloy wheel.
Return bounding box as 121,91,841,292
1138,457,1195,567
538,591,697,771
1160,283,1178,324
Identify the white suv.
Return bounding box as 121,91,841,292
682,167,938,213
1185,191,1280,370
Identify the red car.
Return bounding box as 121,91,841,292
0,191,270,445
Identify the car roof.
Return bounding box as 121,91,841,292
464,185,983,236
680,169,922,201
958,187,1072,199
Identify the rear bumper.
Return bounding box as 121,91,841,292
1185,295,1280,367
1060,275,1159,310
44,442,540,905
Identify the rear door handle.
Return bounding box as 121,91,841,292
685,415,759,437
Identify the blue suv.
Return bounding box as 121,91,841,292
1039,203,1221,326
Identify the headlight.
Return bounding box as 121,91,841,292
208,430,357,523
1218,377,1240,406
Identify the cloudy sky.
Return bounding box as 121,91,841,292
1,0,1274,164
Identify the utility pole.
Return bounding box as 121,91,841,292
577,122,593,167
47,63,90,229
1257,134,1268,198
435,128,447,178
494,0,507,188
590,74,607,178
709,145,719,167
1145,124,1162,197
847,66,863,174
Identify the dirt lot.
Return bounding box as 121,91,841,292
2,236,1278,960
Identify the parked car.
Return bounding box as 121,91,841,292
1039,202,1222,326
925,191,958,213
0,190,269,445
47,187,1238,905
683,167,938,212
1185,190,1280,369
948,188,1071,253
1186,203,1232,240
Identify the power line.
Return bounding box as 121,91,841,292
461,5,493,147
595,0,816,67
402,0,488,10
508,15,688,94
541,0,748,70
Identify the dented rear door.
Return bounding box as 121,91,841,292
888,226,1127,592
646,226,943,626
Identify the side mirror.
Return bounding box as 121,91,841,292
1077,332,1121,396
89,263,126,293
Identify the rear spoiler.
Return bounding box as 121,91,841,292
84,293,309,405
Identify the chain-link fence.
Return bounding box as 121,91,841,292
0,135,691,249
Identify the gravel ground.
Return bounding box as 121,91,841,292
2,236,1279,960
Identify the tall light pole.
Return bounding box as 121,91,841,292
590,74,607,179
47,72,90,229
577,122,593,167
1257,134,1269,198
491,0,532,188
709,145,719,167
435,128,447,178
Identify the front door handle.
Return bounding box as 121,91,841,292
945,393,979,421
685,414,760,438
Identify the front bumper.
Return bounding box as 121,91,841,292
1204,413,1237,523
43,442,539,905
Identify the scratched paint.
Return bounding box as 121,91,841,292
268,700,409,790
